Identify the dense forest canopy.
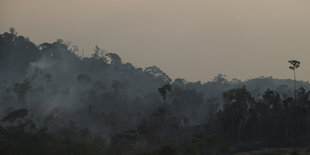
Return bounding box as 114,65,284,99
1,29,310,154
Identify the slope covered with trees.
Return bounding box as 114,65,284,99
1,29,310,154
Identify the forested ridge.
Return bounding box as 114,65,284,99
1,29,310,154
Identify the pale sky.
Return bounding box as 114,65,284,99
1,0,310,82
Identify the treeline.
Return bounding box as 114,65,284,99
216,87,310,146
0,107,230,155
1,28,310,154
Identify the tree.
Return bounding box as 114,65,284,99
288,60,300,101
9,27,17,36
106,53,122,65
2,108,28,123
212,74,228,84
218,86,254,141
92,45,107,63
158,84,172,104
145,66,172,83
262,89,282,141
172,78,186,88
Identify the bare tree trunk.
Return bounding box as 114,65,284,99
294,69,296,102
285,118,288,138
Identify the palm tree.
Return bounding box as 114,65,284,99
288,60,301,150
288,60,300,101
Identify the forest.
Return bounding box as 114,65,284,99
1,28,310,154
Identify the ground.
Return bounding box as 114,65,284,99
236,148,310,155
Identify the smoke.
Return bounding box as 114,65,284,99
1,31,310,142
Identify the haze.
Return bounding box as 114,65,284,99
1,0,310,82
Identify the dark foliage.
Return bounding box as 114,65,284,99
1,29,310,154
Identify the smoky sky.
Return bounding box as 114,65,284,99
1,0,310,82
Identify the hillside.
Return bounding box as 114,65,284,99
1,30,310,154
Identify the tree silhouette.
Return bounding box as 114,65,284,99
145,66,172,83
2,108,28,123
288,60,300,101
9,27,17,36
106,53,122,65
218,86,254,141
92,45,107,62
158,84,172,104
3,29,310,153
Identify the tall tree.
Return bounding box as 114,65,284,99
218,86,254,141
288,60,301,101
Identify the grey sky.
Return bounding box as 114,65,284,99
1,0,310,82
